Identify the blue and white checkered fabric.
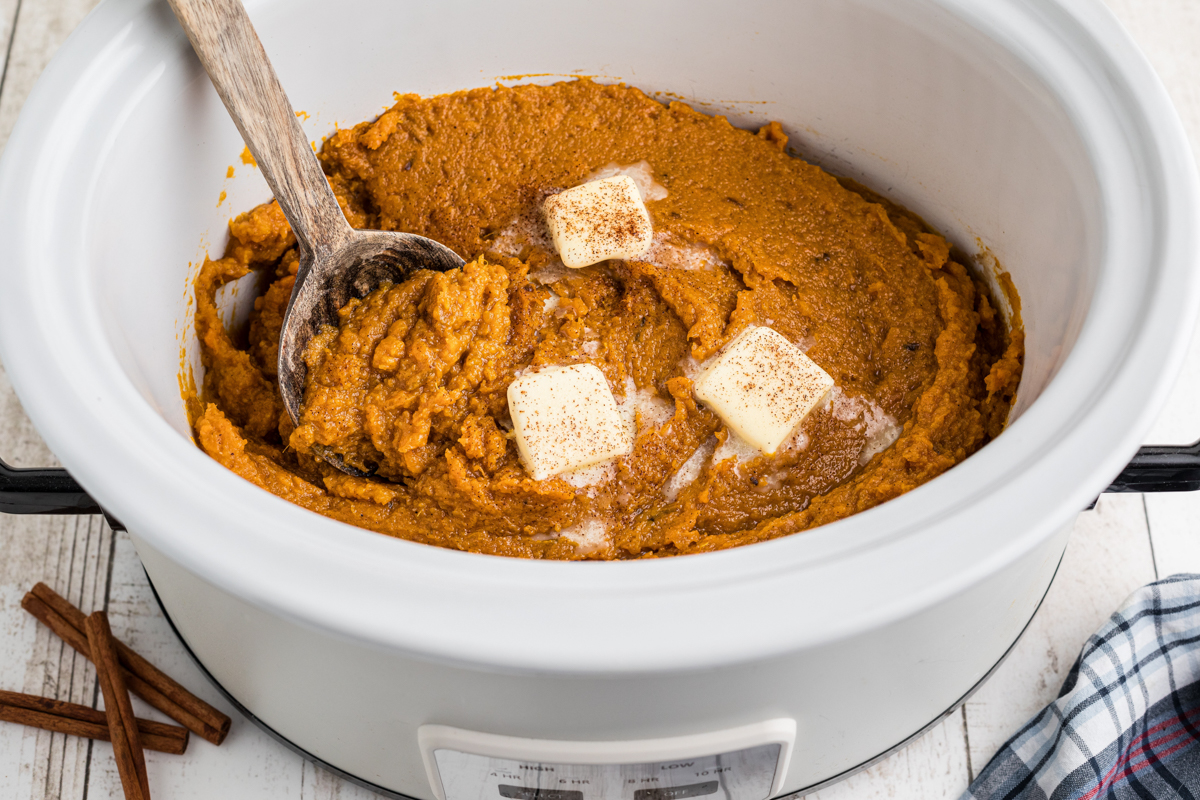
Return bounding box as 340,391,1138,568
964,574,1200,799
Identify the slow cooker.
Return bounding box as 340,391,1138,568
1,0,1198,796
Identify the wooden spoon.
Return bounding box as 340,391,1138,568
168,0,464,477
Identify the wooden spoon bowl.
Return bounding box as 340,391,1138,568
167,0,464,477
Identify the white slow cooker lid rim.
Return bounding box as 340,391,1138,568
1,0,1197,673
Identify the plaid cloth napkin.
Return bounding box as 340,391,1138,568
964,573,1200,799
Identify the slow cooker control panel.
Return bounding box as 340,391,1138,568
419,720,796,800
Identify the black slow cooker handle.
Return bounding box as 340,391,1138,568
1104,440,1200,493
0,457,102,515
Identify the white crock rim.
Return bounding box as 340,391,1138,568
0,0,1196,675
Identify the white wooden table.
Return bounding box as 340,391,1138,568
1,1,1199,797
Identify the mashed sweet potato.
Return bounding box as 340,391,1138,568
189,79,1022,560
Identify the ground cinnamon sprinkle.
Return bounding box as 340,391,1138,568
548,182,649,249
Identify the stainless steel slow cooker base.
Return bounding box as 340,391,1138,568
147,550,1064,799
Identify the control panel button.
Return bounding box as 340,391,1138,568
499,786,585,800
634,780,719,800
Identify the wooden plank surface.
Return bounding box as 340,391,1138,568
0,0,1198,798
0,3,104,798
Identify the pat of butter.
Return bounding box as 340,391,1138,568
508,364,633,480
693,327,835,455
543,175,653,268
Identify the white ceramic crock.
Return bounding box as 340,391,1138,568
1,0,1197,796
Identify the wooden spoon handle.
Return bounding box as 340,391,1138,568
167,0,351,258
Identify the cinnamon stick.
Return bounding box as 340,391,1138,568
23,583,230,745
87,611,151,800
0,690,189,754
19,593,208,742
